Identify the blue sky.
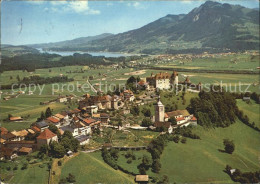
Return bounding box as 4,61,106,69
1,0,259,45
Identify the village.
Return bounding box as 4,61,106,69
0,70,202,182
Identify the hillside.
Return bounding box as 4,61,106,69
29,33,113,50
1,45,40,58
35,1,259,54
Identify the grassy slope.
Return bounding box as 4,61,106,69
60,152,134,184
159,121,260,183
0,153,49,184
236,99,260,128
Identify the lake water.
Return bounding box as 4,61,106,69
36,48,136,57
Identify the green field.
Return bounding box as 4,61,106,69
60,152,134,184
156,53,259,71
113,120,260,183
237,99,260,129
158,121,260,183
0,152,50,184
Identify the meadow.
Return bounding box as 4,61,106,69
156,53,259,71
0,152,50,184
236,99,260,129
60,152,134,184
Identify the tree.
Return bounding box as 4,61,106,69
16,75,20,82
152,159,161,173
40,144,49,155
142,108,151,117
172,135,180,143
50,142,66,158
160,175,169,184
141,154,152,170
49,124,59,134
130,106,140,116
66,173,76,183
169,117,177,126
223,139,235,154
118,120,123,129
225,165,232,175
139,166,146,175
45,107,52,118
181,138,187,144
141,118,153,127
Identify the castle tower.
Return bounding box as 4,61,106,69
171,71,178,86
154,96,165,122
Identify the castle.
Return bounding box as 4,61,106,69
146,71,178,90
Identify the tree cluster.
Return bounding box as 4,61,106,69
188,88,238,127
225,165,260,183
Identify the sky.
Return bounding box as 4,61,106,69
1,0,259,45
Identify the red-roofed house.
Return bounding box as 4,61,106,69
37,129,58,148
46,116,61,127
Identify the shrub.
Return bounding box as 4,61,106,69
181,138,187,144
127,158,132,164
223,139,235,154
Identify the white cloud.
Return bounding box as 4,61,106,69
180,1,192,4
44,0,100,15
127,1,145,9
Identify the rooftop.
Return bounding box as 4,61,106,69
37,129,57,140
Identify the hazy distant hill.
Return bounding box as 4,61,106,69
1,45,39,58
31,1,259,54
29,33,113,50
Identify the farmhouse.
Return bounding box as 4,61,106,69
11,130,28,141
35,120,49,132
37,129,58,148
9,116,23,122
135,175,149,184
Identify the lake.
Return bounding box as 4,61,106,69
36,48,136,58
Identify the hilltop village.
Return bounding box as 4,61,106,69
1,70,199,161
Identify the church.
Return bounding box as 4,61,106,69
153,97,197,132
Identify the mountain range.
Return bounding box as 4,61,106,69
30,1,259,54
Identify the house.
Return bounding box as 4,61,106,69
35,120,49,132
32,126,41,133
79,95,112,110
100,113,110,124
190,116,197,126
9,116,23,122
57,96,67,103
1,127,8,136
75,135,90,145
0,147,18,160
137,80,149,90
111,95,121,110
11,130,28,141
18,147,32,155
74,121,92,135
84,105,98,115
46,116,61,127
2,132,16,141
60,125,79,137
135,175,149,184
121,90,135,102
37,129,58,148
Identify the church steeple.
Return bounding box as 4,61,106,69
155,95,165,122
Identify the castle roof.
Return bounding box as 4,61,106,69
154,72,171,80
